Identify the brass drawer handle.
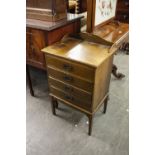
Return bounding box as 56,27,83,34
65,95,74,101
64,86,74,92
63,76,73,82
63,64,73,72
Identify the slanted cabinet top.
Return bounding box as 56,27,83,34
42,37,116,68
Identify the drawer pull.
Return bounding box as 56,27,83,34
64,86,73,92
63,76,73,82
63,64,73,72
65,95,74,101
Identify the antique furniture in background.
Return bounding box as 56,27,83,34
26,0,67,21
87,0,129,79
42,35,117,135
116,0,129,23
116,0,129,53
26,14,83,96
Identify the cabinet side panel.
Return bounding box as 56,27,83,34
93,54,114,111
26,28,46,69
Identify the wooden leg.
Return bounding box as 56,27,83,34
112,64,125,79
51,97,56,115
26,65,34,96
103,96,109,114
87,114,93,136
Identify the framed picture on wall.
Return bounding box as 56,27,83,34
87,0,118,32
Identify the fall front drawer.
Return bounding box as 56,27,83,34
47,67,94,92
48,76,92,102
49,86,92,110
45,54,95,82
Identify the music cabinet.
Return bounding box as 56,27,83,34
41,0,129,135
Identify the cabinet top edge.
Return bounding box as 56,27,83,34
26,13,83,31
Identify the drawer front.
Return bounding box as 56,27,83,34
48,77,92,102
47,67,93,93
49,86,91,110
45,54,95,82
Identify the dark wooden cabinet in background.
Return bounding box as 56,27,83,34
26,14,83,96
26,14,83,70
116,0,129,23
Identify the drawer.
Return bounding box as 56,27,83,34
47,67,93,93
49,86,92,110
45,54,95,82
48,76,92,102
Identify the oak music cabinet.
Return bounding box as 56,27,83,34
42,35,117,135
42,0,129,135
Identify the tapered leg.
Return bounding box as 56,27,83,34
51,97,56,115
87,114,93,136
26,65,34,96
103,96,109,114
112,64,125,79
